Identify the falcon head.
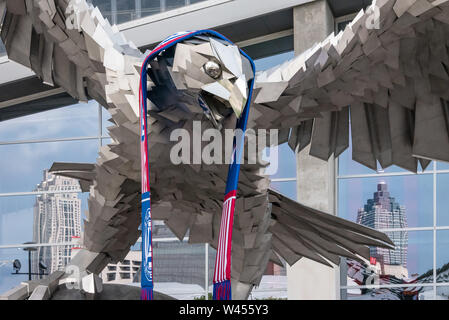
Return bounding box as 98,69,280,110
147,33,255,130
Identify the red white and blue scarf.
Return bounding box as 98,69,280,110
139,30,255,300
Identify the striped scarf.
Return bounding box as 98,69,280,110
139,30,255,300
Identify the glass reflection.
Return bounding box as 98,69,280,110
141,0,162,18
90,0,112,22
437,174,449,227
0,140,98,194
338,176,433,228
342,284,449,300
0,196,37,245
0,101,99,142
254,51,295,71
87,0,208,25
343,231,434,300
270,181,296,201
0,248,31,295
437,161,449,171
116,0,135,24
0,192,85,246
166,0,188,11
436,231,449,284
267,143,296,180
0,244,81,296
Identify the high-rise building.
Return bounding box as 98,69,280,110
31,170,82,278
356,182,408,275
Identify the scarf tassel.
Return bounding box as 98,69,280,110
141,287,154,300
213,280,231,300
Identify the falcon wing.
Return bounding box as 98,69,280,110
251,0,449,172
268,189,394,267
0,0,150,271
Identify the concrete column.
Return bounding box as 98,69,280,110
287,0,339,300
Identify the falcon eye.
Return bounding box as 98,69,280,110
203,60,222,79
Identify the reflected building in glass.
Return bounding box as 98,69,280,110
101,221,213,289
31,170,82,278
356,181,408,278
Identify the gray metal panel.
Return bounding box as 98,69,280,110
0,76,58,103
0,92,78,122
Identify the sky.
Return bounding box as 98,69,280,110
0,50,449,294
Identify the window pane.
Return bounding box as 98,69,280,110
338,146,377,176
90,0,112,22
0,248,30,295
436,230,449,284
0,140,98,193
0,196,36,245
79,192,90,225
270,181,296,201
0,192,84,246
338,176,433,228
268,143,296,180
407,231,434,281
254,52,294,71
342,231,433,298
437,173,449,227
0,101,99,142
436,286,449,300
0,244,78,296
341,286,434,300
141,0,162,18
102,137,113,146
116,0,135,24
166,0,187,11
437,161,449,171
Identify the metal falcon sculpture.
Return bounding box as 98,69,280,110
2,0,449,300
138,30,257,299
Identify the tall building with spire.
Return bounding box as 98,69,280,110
357,182,408,277
32,170,82,278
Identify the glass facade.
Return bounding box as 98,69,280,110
338,143,449,300
0,1,208,57
88,0,208,25
0,102,104,294
334,15,449,300
253,37,449,302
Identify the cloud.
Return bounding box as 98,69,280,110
0,101,99,142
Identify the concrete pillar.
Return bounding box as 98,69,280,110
287,0,339,300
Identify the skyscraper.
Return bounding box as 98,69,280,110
357,182,408,275
32,170,82,278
